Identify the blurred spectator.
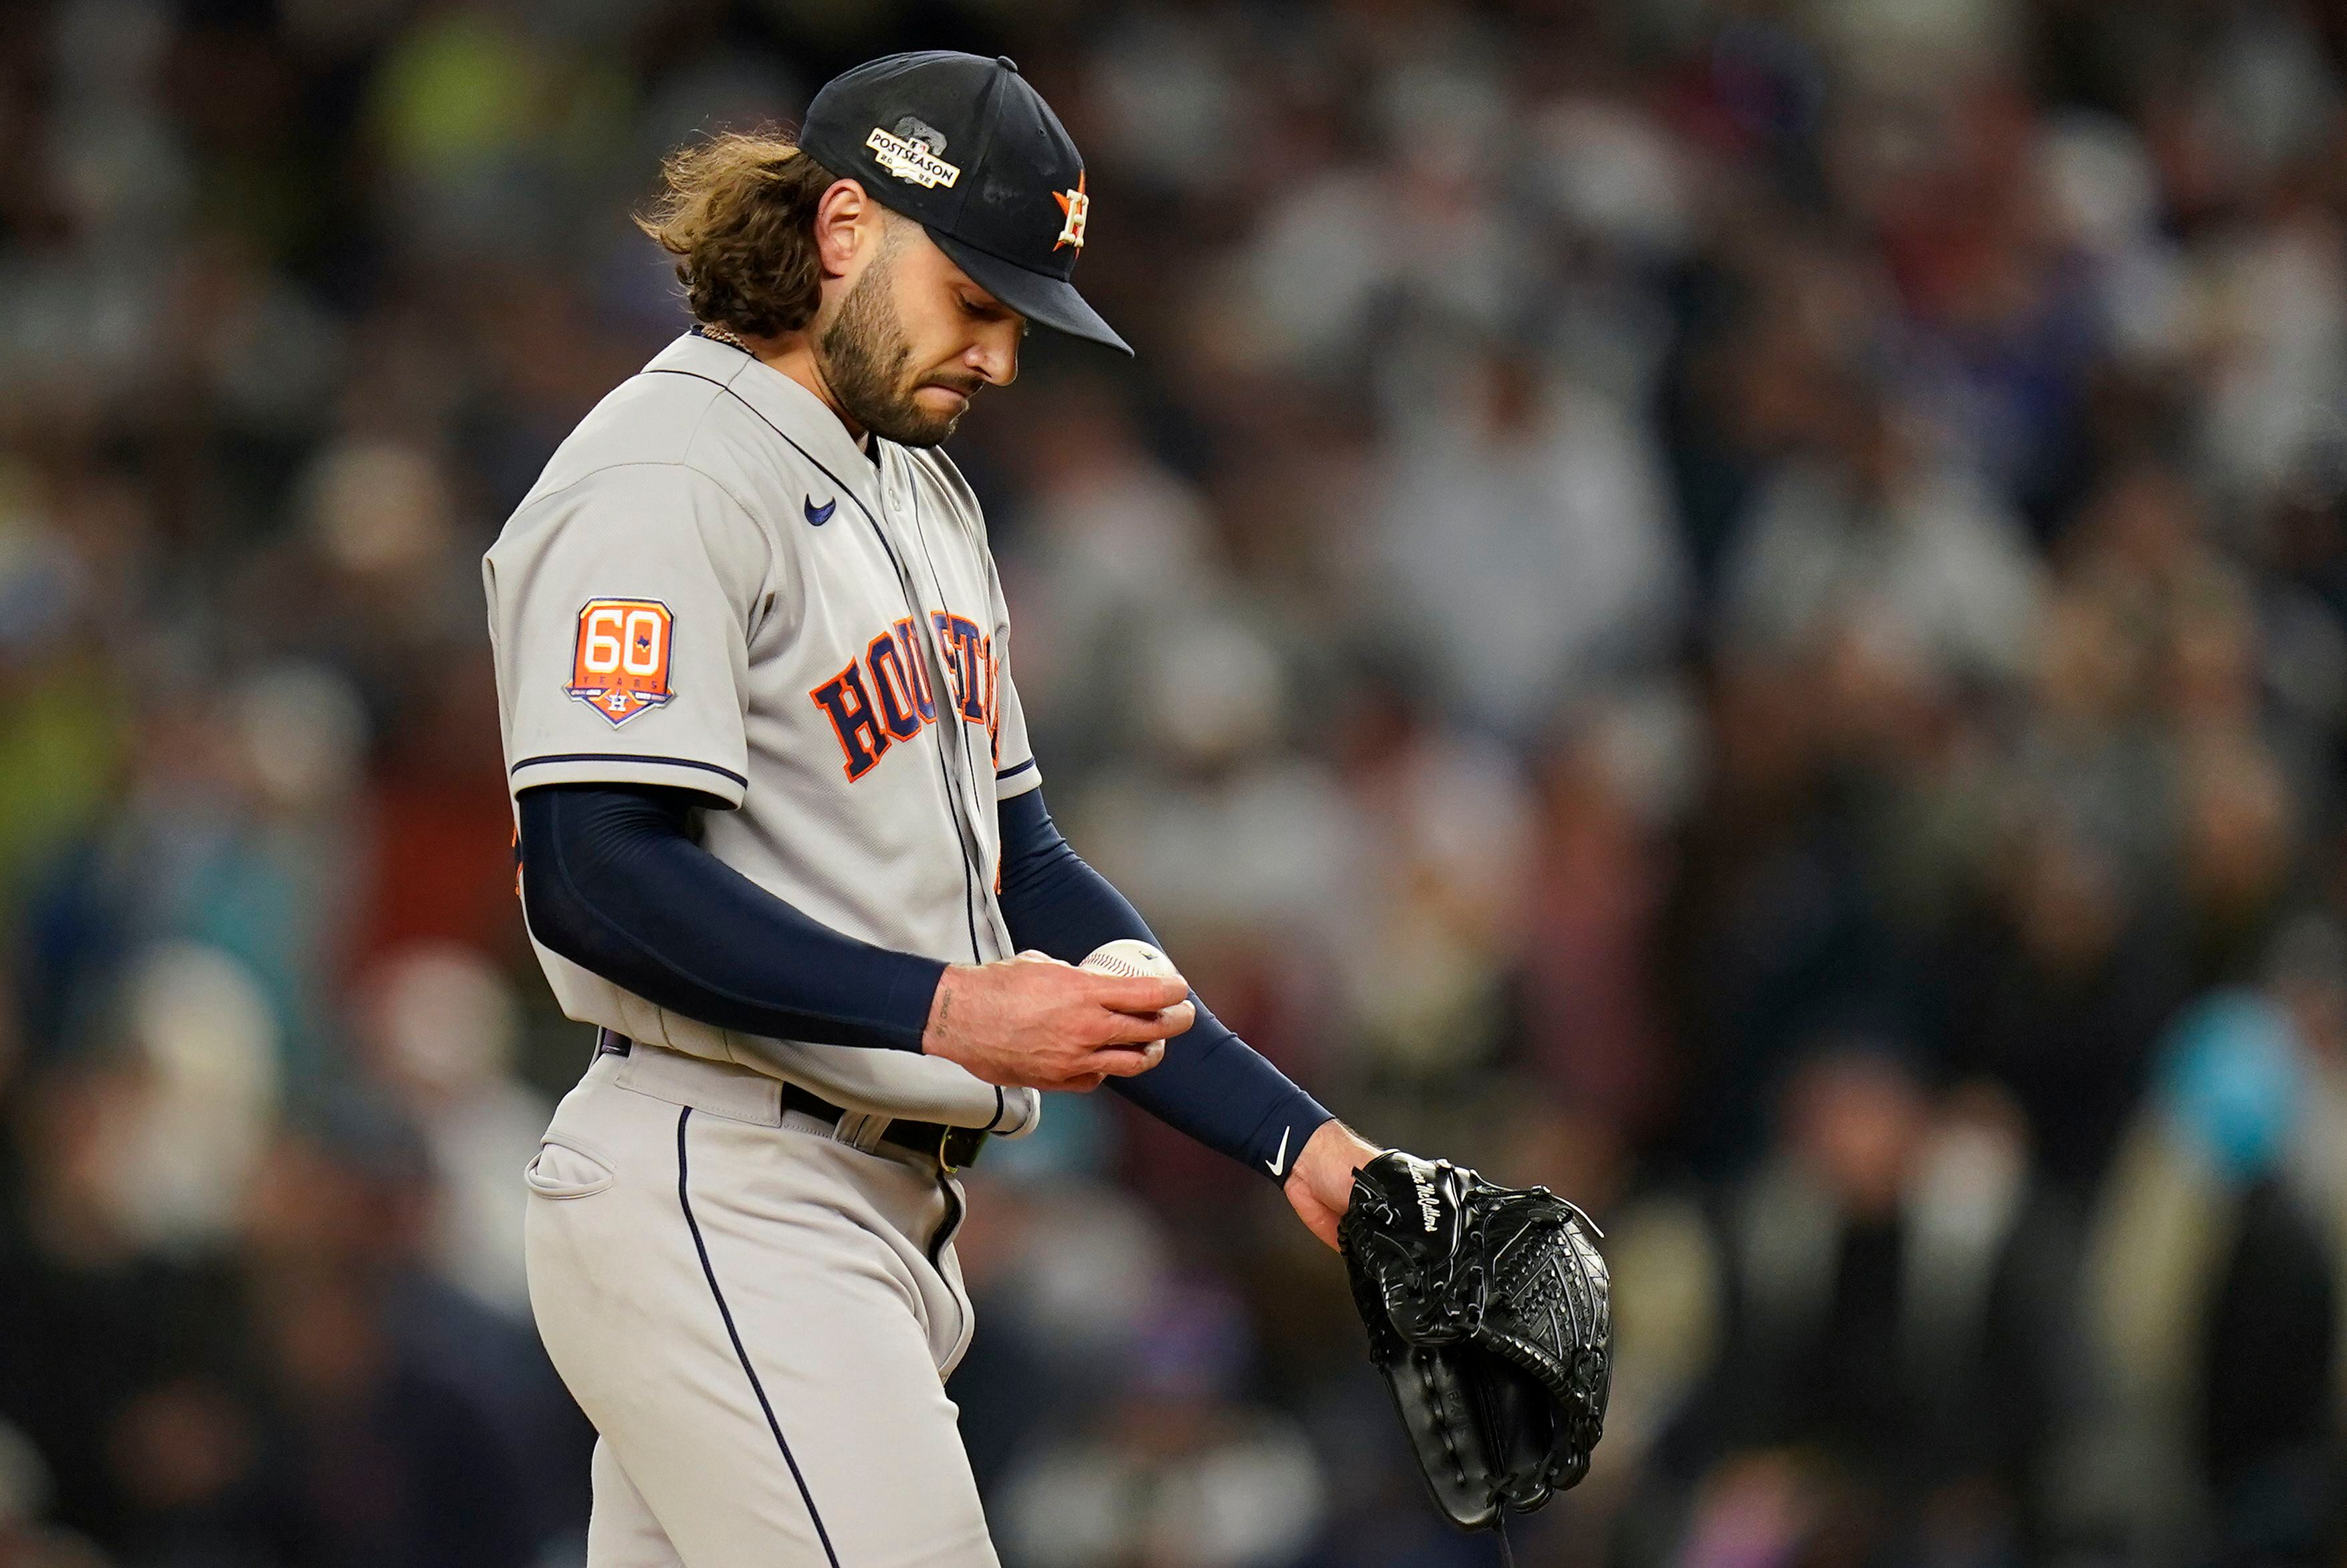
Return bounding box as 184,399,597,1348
1655,1047,2074,1564
1372,344,1686,739
2078,988,2338,1563
104,943,282,1255
1945,818,2189,1196
231,1099,546,1568
0,1050,245,1559
357,941,548,1317
998,1280,1325,1568
0,1418,108,1567
1716,384,2043,692
1517,694,1698,1135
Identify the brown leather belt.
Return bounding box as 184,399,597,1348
597,1031,987,1170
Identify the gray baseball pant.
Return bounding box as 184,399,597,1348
524,1045,999,1567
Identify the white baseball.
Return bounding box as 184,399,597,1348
1079,938,1180,982
1079,939,1185,1065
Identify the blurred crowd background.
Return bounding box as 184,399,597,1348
6,0,2347,1564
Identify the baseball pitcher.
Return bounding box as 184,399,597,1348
488,52,1381,1567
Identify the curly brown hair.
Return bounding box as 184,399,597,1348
635,130,843,340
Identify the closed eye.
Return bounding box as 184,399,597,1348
960,296,1028,336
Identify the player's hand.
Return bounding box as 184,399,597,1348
921,951,1193,1091
1284,1120,1381,1250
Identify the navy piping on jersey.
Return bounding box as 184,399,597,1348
903,488,1002,908
677,1107,842,1567
512,752,750,788
839,465,990,967
994,758,1036,782
645,365,990,964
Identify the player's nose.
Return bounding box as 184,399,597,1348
966,322,1018,387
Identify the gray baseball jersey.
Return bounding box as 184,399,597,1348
484,330,1042,1137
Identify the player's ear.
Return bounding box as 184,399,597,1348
811,179,875,279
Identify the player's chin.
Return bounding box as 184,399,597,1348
883,392,968,448
919,384,975,421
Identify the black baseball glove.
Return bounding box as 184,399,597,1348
1338,1150,1611,1532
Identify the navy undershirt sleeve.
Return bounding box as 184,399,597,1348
994,787,1335,1180
516,784,943,1052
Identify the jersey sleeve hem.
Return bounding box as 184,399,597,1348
994,756,1043,800
510,752,750,807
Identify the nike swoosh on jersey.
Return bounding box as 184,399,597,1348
804,495,836,526
1266,1125,1291,1178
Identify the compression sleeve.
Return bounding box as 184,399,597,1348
994,787,1335,1179
516,784,944,1052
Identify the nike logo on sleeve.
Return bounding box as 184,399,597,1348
1266,1125,1291,1178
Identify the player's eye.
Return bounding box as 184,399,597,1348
960,294,1021,330
955,294,1026,341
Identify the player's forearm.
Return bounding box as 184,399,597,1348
994,788,1333,1177
517,783,945,1051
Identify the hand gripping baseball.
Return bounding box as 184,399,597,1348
921,951,1192,1091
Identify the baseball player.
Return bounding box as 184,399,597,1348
485,52,1379,1567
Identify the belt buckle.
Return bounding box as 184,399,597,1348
937,1125,986,1173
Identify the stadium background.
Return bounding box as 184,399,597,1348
5,0,2347,1563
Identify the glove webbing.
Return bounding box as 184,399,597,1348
1341,1152,1613,1537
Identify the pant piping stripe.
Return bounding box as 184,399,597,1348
676,1106,843,1567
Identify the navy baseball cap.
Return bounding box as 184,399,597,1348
798,51,1130,355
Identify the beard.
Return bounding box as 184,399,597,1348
818,258,978,448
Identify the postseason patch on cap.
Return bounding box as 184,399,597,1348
866,117,960,189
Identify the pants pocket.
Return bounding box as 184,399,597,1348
525,1137,618,1199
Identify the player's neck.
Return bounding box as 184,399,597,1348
740,332,872,452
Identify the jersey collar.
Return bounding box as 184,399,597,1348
643,333,883,514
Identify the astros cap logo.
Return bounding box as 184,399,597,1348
568,598,675,725
1052,171,1089,251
